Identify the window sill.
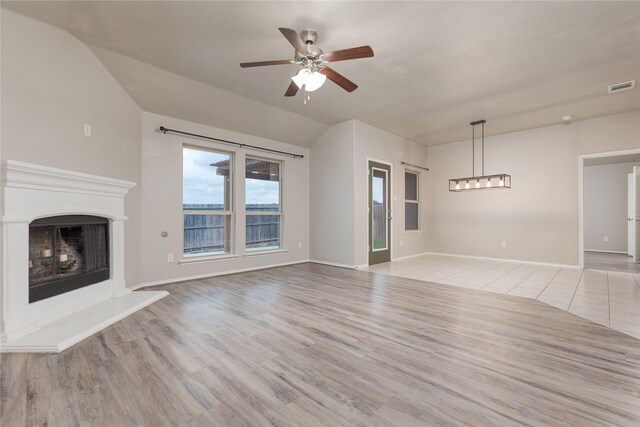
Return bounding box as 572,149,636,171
403,230,425,234
243,249,288,257
179,253,239,265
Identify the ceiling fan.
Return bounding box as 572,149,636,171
240,27,374,98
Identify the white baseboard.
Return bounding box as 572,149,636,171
308,260,356,269
584,249,628,255
423,251,579,269
130,259,311,290
391,251,432,262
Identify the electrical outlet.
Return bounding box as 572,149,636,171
167,253,174,263
400,239,404,247
603,236,609,242
83,123,92,138
501,241,507,248
298,242,303,249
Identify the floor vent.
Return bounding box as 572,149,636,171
608,80,635,94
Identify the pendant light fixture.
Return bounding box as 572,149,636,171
449,120,511,192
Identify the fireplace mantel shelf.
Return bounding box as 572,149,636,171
1,291,168,352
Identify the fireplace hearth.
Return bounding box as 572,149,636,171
29,215,110,303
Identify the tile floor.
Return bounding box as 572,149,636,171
364,254,640,339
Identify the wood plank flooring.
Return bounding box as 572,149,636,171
2,263,640,426
585,251,640,274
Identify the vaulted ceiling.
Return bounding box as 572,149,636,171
4,1,640,147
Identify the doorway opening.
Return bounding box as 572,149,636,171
579,150,640,273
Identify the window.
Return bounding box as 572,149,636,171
245,157,281,251
405,171,419,231
182,146,233,256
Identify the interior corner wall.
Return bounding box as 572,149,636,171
138,112,310,285
309,121,356,267
584,162,639,253
353,121,429,267
1,10,142,286
425,111,640,266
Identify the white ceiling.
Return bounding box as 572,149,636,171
3,1,640,147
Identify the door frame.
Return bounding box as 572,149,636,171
578,148,640,268
366,157,393,265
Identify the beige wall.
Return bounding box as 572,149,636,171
310,120,429,267
426,111,640,266
309,121,356,266
1,10,142,285
353,121,429,266
139,112,310,285
584,162,639,253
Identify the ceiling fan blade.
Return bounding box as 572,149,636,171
320,67,358,92
279,27,308,54
240,59,292,68
284,80,299,97
322,46,374,62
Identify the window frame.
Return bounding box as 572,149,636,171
244,155,283,252
404,170,420,232
182,144,235,258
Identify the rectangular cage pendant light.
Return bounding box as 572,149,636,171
449,120,511,192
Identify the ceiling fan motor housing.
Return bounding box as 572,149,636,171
301,29,318,45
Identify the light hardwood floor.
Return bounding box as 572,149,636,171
2,263,640,426
585,251,640,274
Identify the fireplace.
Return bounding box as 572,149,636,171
29,215,110,303
1,159,167,353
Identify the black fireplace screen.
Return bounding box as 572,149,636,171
29,215,110,303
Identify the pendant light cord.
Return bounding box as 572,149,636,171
482,121,485,176
472,125,475,177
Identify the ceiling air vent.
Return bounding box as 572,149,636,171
608,80,635,94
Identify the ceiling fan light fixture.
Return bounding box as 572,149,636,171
291,68,311,89
305,71,327,91
291,68,326,91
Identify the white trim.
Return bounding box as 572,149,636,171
424,251,579,269
391,251,432,262
179,253,239,265
243,248,288,257
0,159,135,197
578,148,640,269
584,249,629,255
309,259,357,269
130,259,310,290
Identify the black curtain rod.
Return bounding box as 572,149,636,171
158,126,304,159
401,161,429,171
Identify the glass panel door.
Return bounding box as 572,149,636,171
369,161,391,265
372,168,388,251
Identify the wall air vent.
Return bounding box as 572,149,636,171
608,80,635,94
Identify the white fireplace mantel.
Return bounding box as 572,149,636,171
0,160,167,352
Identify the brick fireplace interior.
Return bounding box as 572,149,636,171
29,215,110,303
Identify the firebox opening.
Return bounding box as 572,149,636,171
29,215,110,303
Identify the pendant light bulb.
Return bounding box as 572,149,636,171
487,179,492,188
499,177,504,186
475,180,480,189
465,181,470,189
455,182,460,190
